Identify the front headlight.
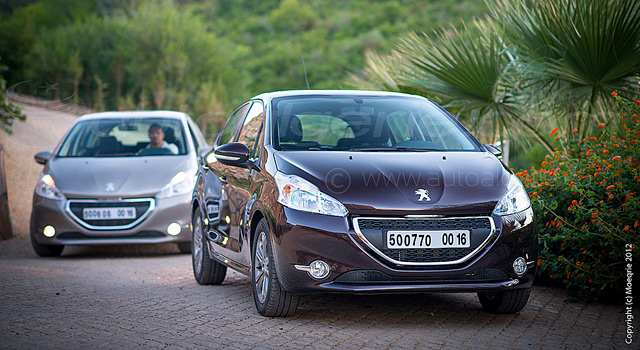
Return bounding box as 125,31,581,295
275,172,348,217
493,175,531,215
35,174,65,200
157,171,196,199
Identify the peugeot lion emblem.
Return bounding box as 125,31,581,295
105,182,115,192
415,188,431,202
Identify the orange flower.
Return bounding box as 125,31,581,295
603,149,609,154
586,149,593,156
605,185,614,191
635,221,639,228
598,123,605,128
635,100,640,105
591,213,597,219
609,194,614,200
549,128,559,138
611,91,618,98
568,181,575,187
537,259,542,267
624,226,630,231
612,155,621,161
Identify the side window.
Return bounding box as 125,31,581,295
218,103,250,146
237,102,264,159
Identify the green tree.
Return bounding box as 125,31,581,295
0,60,25,134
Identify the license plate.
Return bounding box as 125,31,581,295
82,207,136,220
386,230,470,249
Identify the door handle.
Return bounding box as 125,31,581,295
218,176,228,184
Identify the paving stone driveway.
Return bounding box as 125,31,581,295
0,239,632,350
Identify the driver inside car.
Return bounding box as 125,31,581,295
139,123,178,155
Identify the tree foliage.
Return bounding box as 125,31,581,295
0,60,26,134
355,0,640,151
0,0,486,136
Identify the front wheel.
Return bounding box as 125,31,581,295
252,219,299,317
191,210,226,285
478,288,531,314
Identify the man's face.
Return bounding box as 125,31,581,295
149,127,164,147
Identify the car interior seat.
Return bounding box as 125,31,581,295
96,136,119,155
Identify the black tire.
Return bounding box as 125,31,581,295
177,241,191,254
192,210,226,285
251,219,299,317
478,288,531,314
29,214,63,257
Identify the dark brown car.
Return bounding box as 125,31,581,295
191,90,537,316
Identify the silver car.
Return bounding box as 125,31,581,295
30,111,208,256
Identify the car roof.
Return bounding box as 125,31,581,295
251,89,426,101
77,111,189,121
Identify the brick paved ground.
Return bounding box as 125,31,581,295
0,237,634,350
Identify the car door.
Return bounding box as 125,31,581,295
205,102,250,263
222,100,265,267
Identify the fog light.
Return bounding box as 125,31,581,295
513,257,527,277
167,223,181,236
43,225,56,238
308,260,331,280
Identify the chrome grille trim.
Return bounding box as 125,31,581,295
353,216,496,267
65,198,155,230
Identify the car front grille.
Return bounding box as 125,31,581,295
334,268,510,284
353,216,495,267
380,247,475,263
66,198,154,230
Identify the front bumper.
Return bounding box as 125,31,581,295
31,192,192,245
270,206,537,294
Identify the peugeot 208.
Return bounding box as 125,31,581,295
191,90,536,316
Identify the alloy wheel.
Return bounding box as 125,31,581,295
254,231,270,304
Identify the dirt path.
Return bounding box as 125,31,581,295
0,105,78,241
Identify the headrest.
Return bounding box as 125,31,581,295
279,115,303,143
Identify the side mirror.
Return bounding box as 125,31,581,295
213,143,250,167
483,144,503,159
34,151,52,165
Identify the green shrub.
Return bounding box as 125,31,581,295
516,93,640,302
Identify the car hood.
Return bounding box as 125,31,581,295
46,156,195,198
274,151,510,216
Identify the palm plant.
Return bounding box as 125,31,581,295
490,0,640,138
353,0,640,154
355,19,554,152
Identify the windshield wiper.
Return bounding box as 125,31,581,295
395,146,442,152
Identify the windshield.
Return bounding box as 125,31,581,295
57,117,187,157
272,95,479,151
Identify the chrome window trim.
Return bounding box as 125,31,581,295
353,216,497,267
65,198,155,231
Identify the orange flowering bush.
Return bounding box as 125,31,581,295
516,93,640,302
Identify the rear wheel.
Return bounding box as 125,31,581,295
29,215,63,257
192,210,226,285
252,219,299,317
478,288,531,314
